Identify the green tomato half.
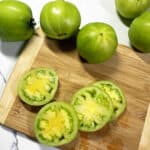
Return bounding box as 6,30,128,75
77,22,118,63
18,68,58,106
34,101,78,146
115,0,150,19
93,81,126,121
40,0,81,40
71,86,113,132
128,11,150,53
0,0,35,41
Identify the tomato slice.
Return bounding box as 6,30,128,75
18,68,58,106
34,101,78,146
93,81,126,120
71,86,113,132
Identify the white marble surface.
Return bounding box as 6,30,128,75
0,0,130,149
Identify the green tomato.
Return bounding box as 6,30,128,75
34,101,78,146
77,22,118,64
0,0,35,41
93,81,126,121
115,0,150,19
71,86,113,132
128,11,150,53
18,68,58,106
40,0,81,40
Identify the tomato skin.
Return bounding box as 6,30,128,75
40,0,81,40
115,0,150,19
0,0,34,41
77,22,118,64
34,101,78,146
128,11,150,53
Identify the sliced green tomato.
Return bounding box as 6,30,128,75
34,102,78,146
93,81,126,121
18,68,58,106
71,86,113,132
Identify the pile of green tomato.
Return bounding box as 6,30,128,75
18,67,126,146
0,0,149,64
0,0,149,147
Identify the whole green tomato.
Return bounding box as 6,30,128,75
77,22,118,63
129,11,150,53
40,0,81,40
115,0,150,19
0,0,35,41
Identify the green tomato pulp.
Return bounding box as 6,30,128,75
34,102,78,146
18,68,58,106
129,11,150,53
93,81,126,121
40,0,81,40
77,22,118,63
0,0,34,41
71,86,113,132
115,0,150,19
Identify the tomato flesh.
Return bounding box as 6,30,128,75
93,81,126,120
71,86,113,132
34,102,78,146
18,68,58,106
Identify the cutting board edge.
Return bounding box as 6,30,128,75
138,104,150,150
0,33,44,124
0,28,149,149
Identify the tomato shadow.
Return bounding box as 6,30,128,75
44,31,79,61
45,33,77,52
38,133,80,150
21,100,42,113
38,144,60,150
80,51,121,81
21,97,57,113
49,36,76,51
84,124,111,146
130,43,150,65
116,11,133,27
0,40,27,57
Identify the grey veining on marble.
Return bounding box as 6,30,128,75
10,131,19,150
0,126,16,150
0,40,59,150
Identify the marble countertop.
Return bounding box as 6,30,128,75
0,0,129,149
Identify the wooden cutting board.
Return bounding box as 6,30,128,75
0,29,150,150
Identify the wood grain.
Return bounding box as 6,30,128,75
0,32,44,124
138,104,150,150
0,29,150,150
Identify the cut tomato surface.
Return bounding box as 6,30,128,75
93,81,126,120
34,101,78,146
72,86,113,132
18,67,58,106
